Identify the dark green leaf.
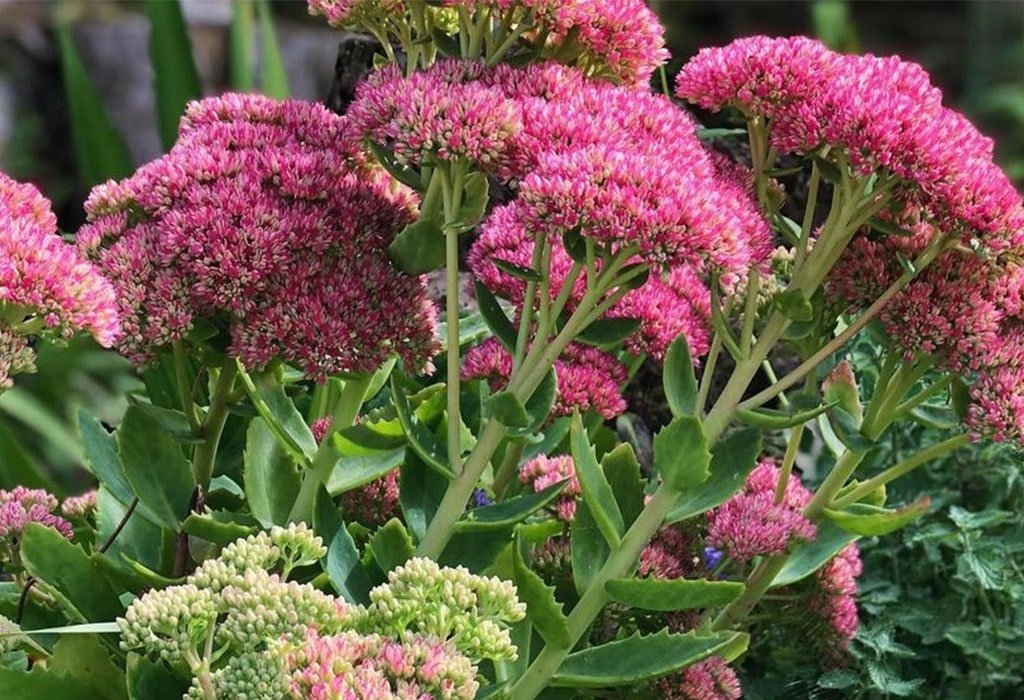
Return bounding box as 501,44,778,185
439,527,513,573
577,317,641,346
238,369,317,464
56,27,133,184
474,280,518,349
570,414,624,546
493,258,543,282
20,524,123,622
391,376,453,478
570,501,610,595
615,263,650,290
824,497,930,537
0,666,106,700
604,577,744,611
667,428,761,523
127,654,190,700
510,369,557,437
456,479,568,531
458,172,489,230
654,416,711,491
314,488,372,603
398,449,448,541
828,407,875,453
430,26,461,57
601,444,644,526
950,377,970,421
909,404,959,430
366,140,423,189
0,419,54,491
869,217,916,237
811,154,843,184
664,332,698,417
487,391,531,428
369,518,414,572
124,396,203,444
772,519,858,588
117,405,195,531
244,417,301,527
551,629,747,687
387,216,445,273
145,0,202,150
49,634,126,700
513,531,570,647
562,228,586,262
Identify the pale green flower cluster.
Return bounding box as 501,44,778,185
118,524,344,668
358,557,527,662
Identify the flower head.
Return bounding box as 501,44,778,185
0,487,73,572
706,461,816,561
0,173,120,388
519,454,580,522
61,489,99,520
78,94,437,379
339,470,401,527
656,656,742,700
810,542,863,656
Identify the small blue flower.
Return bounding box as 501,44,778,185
703,546,724,571
471,488,493,507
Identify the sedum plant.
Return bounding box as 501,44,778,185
0,2,1022,699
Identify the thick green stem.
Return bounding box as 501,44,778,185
774,423,804,504
173,342,201,434
833,433,969,509
492,441,525,498
510,485,679,699
443,164,467,474
192,361,238,495
289,374,372,523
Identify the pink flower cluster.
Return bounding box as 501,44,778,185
61,489,99,520
676,36,1022,246
811,542,863,655
639,523,698,580
461,337,627,420
706,461,816,561
78,94,438,379
656,656,742,700
283,629,478,700
0,487,73,569
0,173,120,387
340,470,401,527
518,454,580,522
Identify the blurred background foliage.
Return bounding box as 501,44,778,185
0,0,1021,696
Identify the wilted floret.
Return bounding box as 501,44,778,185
78,94,438,379
0,173,120,388
0,487,73,572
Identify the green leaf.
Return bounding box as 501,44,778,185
229,0,255,90
604,577,744,611
391,376,453,478
439,527,513,573
387,216,445,273
0,666,108,700
369,518,414,572
49,634,127,700
774,288,814,322
908,404,959,430
243,418,301,527
55,26,133,184
513,531,570,647
20,524,123,622
327,448,404,495
487,391,531,428
811,154,843,184
562,228,586,262
127,654,190,700
430,26,462,57
237,368,317,465
576,317,641,346
366,140,423,190
399,450,448,541
181,511,258,545
124,396,203,444
950,377,970,421
0,419,54,491
145,0,202,150
869,217,916,238
570,414,624,546
664,332,698,417
667,428,761,523
474,280,518,350
653,416,712,491
735,400,837,430
570,501,610,595
493,258,543,282
458,172,490,230
256,0,289,97
314,488,372,603
772,519,858,588
601,444,644,526
116,405,195,531
456,479,568,531
828,407,875,453
0,388,82,465
824,497,930,537
551,629,747,687
508,368,557,438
